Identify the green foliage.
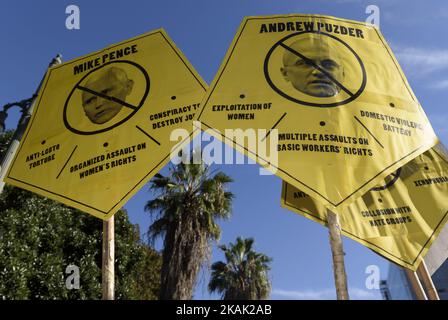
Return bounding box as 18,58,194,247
0,129,13,159
146,160,234,299
209,237,272,300
0,130,161,299
0,185,161,300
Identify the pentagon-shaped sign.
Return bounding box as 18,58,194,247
195,14,438,209
281,144,448,270
5,29,206,220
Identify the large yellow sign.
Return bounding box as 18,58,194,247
5,29,206,220
282,144,448,270
195,14,438,209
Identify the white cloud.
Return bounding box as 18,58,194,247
349,288,379,299
271,288,379,300
429,79,448,90
391,45,448,90
272,289,335,300
393,46,448,75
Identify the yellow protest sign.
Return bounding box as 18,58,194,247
195,14,438,210
5,29,206,220
281,144,448,270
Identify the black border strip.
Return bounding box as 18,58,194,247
202,121,425,207
6,30,205,216
262,112,287,141
196,18,250,120
76,85,138,111
136,125,161,145
56,145,78,179
7,176,109,214
197,14,408,120
50,30,207,91
283,147,448,266
7,71,53,169
7,130,196,216
158,32,207,91
372,28,416,103
354,116,384,148
50,33,154,70
106,129,198,214
279,42,354,97
197,14,432,207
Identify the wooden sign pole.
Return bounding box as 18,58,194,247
416,260,440,300
102,216,115,300
327,209,350,300
405,269,428,300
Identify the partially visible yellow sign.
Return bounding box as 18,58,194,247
5,29,206,220
196,14,438,210
281,144,448,270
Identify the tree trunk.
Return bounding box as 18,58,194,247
159,213,206,300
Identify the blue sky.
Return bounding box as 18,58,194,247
1,0,447,300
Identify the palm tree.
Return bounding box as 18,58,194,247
145,159,233,299
209,237,272,300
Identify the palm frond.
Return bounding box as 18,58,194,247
146,159,234,299
208,237,272,300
